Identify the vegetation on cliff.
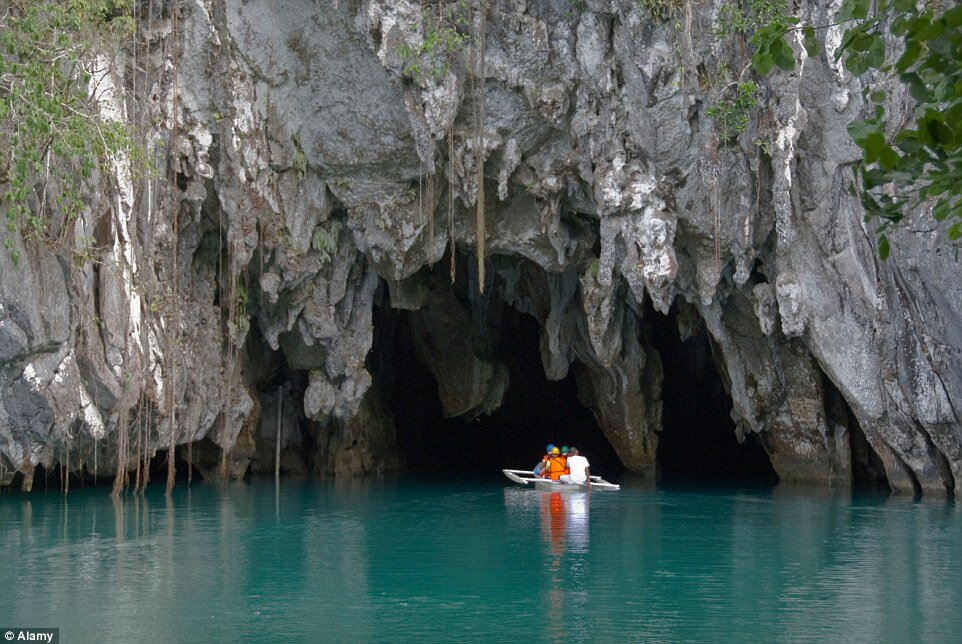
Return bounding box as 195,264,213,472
747,0,962,256
0,0,136,264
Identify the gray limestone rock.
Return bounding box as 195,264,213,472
3,0,961,496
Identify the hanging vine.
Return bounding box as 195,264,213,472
164,0,183,494
397,1,491,287
447,119,457,283
473,0,487,292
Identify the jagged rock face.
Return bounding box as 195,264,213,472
1,0,960,495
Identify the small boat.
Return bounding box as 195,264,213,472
502,469,620,491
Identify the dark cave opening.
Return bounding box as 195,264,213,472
647,300,779,486
245,322,317,478
372,278,623,480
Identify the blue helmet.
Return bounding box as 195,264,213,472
546,444,555,453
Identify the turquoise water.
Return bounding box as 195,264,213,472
1,479,960,642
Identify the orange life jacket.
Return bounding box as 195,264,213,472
546,455,569,480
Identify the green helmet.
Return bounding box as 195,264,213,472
561,446,569,454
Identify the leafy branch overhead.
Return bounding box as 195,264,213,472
839,1,962,258
708,0,807,141
745,0,961,257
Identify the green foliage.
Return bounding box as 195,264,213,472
715,4,749,37
234,280,249,306
837,0,962,255
716,0,960,253
709,1,800,141
716,0,787,37
0,1,136,257
311,220,342,266
293,149,308,179
397,1,475,81
750,17,802,74
639,0,684,22
561,0,587,21
588,258,600,279
714,0,820,75
707,81,759,142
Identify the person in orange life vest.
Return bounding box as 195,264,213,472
544,446,569,480
534,444,555,477
559,446,572,477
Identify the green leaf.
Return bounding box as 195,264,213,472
878,234,890,260
900,72,931,102
860,190,881,212
752,52,776,76
893,129,921,154
861,132,888,162
802,26,822,57
896,40,921,72
933,200,952,221
861,167,885,190
948,222,962,241
865,35,886,68
838,0,871,22
847,119,879,144
771,38,796,71
943,7,962,28
877,145,899,170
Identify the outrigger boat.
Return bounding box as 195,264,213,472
502,469,621,491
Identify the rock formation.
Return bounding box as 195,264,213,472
1,0,959,496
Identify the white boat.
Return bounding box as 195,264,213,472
502,469,620,491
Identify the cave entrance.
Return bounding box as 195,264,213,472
373,277,622,479
647,300,778,486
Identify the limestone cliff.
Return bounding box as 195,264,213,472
1,0,959,496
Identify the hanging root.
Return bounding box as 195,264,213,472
165,0,182,496
448,121,457,283
474,0,487,293
112,409,130,496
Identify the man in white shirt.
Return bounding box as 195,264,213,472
559,447,590,489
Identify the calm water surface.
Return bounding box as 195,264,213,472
1,478,960,642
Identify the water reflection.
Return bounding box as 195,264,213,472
504,488,592,640
0,482,960,641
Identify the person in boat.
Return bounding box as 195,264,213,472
559,447,590,489
543,446,569,481
533,444,555,477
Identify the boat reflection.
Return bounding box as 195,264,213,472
502,487,591,553
503,486,592,635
